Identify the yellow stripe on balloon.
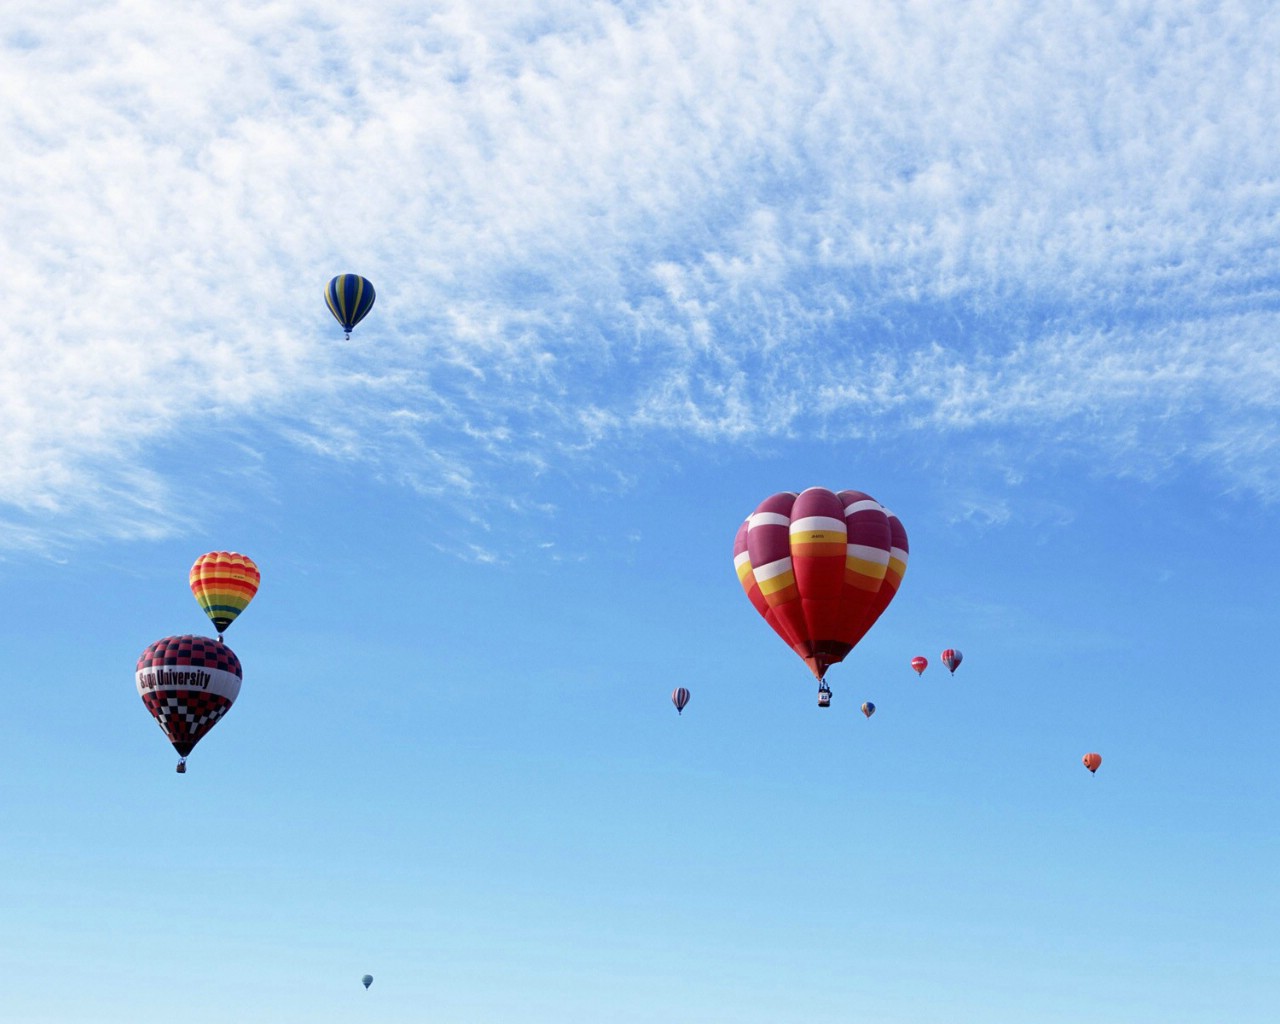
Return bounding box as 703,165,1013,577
888,549,908,577
845,554,889,579
758,568,797,596
792,542,845,558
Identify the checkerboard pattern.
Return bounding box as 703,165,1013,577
136,635,242,677
141,690,234,756
136,635,242,757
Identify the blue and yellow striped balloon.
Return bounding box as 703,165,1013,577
325,275,376,339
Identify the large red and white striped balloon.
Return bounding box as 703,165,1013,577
733,488,908,681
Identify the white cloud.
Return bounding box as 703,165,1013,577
3,0,1279,547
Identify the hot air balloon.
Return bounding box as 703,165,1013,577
1082,753,1102,774
362,975,373,990
734,488,907,703
326,274,376,339
671,687,691,715
190,551,260,638
136,635,242,772
861,701,876,718
910,656,927,676
941,649,962,674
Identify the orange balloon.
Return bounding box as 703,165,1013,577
1082,752,1102,773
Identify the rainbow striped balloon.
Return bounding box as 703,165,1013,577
190,551,260,635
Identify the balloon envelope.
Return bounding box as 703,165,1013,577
362,975,373,990
941,648,963,674
910,656,927,675
326,274,376,338
190,551,260,634
733,488,908,681
136,635,242,757
671,687,690,714
1083,753,1102,773
861,702,876,718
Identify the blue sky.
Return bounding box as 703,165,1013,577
2,2,1279,1022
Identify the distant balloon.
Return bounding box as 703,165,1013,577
861,701,876,718
1082,752,1102,774
941,649,963,674
910,656,927,676
190,551,260,636
326,274,376,339
362,975,373,990
136,635,242,769
671,687,691,715
734,488,908,684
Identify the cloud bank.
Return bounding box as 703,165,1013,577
4,0,1279,545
